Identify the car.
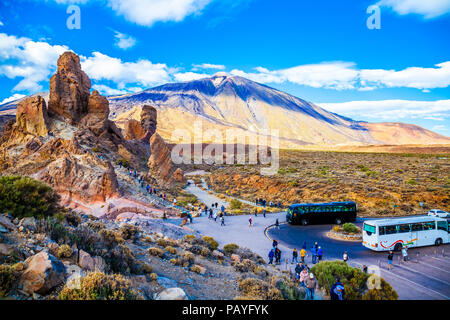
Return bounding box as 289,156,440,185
428,209,449,218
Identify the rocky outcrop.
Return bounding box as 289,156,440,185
48,52,91,125
124,119,145,141
148,133,177,185
19,251,66,295
140,105,157,143
16,96,50,137
154,287,188,300
80,90,110,136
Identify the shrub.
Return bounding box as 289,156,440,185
148,247,164,257
190,265,203,274
58,272,137,300
119,224,139,240
105,245,139,274
310,261,396,300
332,225,341,233
0,176,61,219
58,244,73,258
63,211,81,227
200,247,210,257
183,251,195,264
99,229,124,249
116,158,130,168
202,236,219,250
230,199,242,210
183,235,196,242
149,273,158,281
141,263,154,274
0,264,19,298
237,278,282,300
342,223,357,234
223,243,239,255
165,246,177,255
362,277,398,300
234,259,257,273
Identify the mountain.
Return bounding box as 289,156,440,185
2,74,449,148
108,74,450,148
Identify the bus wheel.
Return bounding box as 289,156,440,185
435,238,443,246
335,218,342,225
301,219,308,226
393,243,402,252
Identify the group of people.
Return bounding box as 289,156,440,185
255,198,282,208
290,242,325,265
387,245,409,270
268,240,282,264
294,262,319,300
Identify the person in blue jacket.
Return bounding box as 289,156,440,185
268,249,275,264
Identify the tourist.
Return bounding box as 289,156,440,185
343,251,349,263
249,217,253,227
304,273,318,300
272,239,278,249
311,246,318,264
295,262,304,279
221,216,225,226
300,247,307,264
330,277,345,300
401,246,408,262
317,246,323,262
388,250,394,270
275,247,282,264
299,267,309,287
292,248,298,264
268,249,275,264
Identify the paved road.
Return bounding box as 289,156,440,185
268,218,450,300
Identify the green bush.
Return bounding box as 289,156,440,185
0,264,19,298
230,199,242,210
223,243,240,255
58,244,73,258
342,223,357,234
0,176,61,219
58,272,137,300
202,236,219,250
362,277,398,300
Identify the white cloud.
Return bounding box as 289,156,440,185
432,125,448,131
0,93,26,105
230,61,450,91
377,0,450,18
0,33,68,92
0,21,4,27
192,63,225,70
92,84,129,96
107,0,213,27
113,31,136,50
318,99,450,121
173,71,210,82
81,51,171,88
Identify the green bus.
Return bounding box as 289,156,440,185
286,201,357,225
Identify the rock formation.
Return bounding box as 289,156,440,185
140,105,157,143
48,52,91,125
80,90,110,136
124,119,145,140
16,95,50,136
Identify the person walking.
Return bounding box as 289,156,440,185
292,248,298,264
317,246,323,262
300,247,307,264
268,249,275,264
220,216,225,226
254,208,258,217
299,267,309,287
304,273,318,300
272,239,278,249
263,209,266,218
330,277,345,300
387,250,394,270
275,218,280,229
249,217,253,227
343,251,349,263
401,246,408,262
295,262,304,280
311,246,318,264
275,248,282,264
213,211,217,222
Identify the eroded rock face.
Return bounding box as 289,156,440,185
140,105,157,143
124,119,145,141
19,251,66,295
16,96,50,137
148,133,174,184
48,51,91,124
80,90,110,136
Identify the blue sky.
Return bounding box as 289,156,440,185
0,0,449,135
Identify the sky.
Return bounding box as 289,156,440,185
0,0,449,135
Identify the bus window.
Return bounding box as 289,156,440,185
437,221,448,232
398,224,410,233
363,224,376,235
379,226,385,235
385,225,397,235
423,222,435,231
411,223,423,232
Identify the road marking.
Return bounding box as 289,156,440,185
380,269,450,300
418,261,450,274
395,263,450,286
431,256,450,263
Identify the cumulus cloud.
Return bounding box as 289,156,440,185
113,31,136,50
318,99,450,121
0,33,68,92
377,0,450,18
0,93,26,105
107,0,213,27
80,51,171,88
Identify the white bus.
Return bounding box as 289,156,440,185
362,216,449,251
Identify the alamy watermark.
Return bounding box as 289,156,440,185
170,121,279,176
67,5,81,30
367,5,381,30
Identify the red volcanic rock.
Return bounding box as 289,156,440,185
124,119,145,140
80,90,110,136
16,95,50,136
140,105,157,143
48,51,91,124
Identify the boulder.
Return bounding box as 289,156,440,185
78,249,94,271
19,251,66,295
19,217,37,233
64,264,84,290
155,287,188,300
0,215,16,231
0,243,13,256
212,250,224,260
16,95,50,136
231,254,241,263
48,51,91,124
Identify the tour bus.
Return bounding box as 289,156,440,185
362,216,449,252
286,201,357,225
